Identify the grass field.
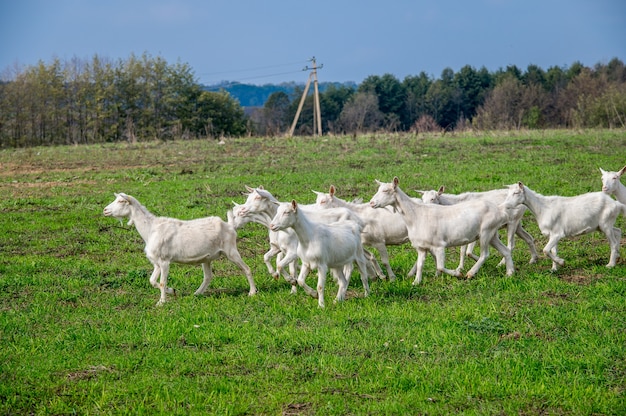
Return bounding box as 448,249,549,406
1,130,625,415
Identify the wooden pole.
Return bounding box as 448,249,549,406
287,57,323,137
288,72,312,137
312,59,322,136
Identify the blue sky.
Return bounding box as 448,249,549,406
1,0,625,85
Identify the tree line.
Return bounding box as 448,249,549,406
0,53,247,147
255,58,626,135
1,54,625,147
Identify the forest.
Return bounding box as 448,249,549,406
0,53,625,147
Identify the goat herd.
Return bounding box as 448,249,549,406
103,165,626,307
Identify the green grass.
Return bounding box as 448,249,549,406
1,130,625,415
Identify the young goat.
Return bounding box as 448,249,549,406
600,165,626,204
236,186,378,285
270,199,370,308
314,185,409,280
369,177,514,284
228,202,300,294
418,185,539,267
503,182,626,271
104,193,257,305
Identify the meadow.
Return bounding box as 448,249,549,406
1,130,625,415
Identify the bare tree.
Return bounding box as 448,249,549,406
336,92,383,134
473,76,524,130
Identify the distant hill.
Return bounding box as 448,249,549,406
202,81,357,107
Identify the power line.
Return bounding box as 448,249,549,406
202,69,306,89
198,60,308,79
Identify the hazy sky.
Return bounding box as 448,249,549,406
1,0,625,85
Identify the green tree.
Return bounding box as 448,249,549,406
165,60,202,139
523,64,546,87
195,90,247,138
566,61,585,81
0,65,29,146
87,55,118,142
319,84,355,133
402,71,433,129
359,74,406,130
544,65,568,93
494,65,523,83
424,68,460,130
454,65,493,123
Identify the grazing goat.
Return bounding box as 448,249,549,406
417,185,539,266
503,182,626,270
600,166,626,204
314,185,410,280
104,193,257,305
369,177,514,284
269,200,370,308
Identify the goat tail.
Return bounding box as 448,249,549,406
619,202,626,217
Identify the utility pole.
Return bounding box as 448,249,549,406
288,57,323,137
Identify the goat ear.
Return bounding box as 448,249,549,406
517,181,524,189
329,185,335,196
393,177,399,187
619,166,626,176
438,186,445,195
244,185,255,193
291,199,298,210
258,185,264,190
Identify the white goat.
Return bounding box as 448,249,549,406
369,177,514,284
600,165,626,204
503,182,626,271
104,193,257,305
314,185,409,280
269,199,370,308
418,185,539,266
236,186,379,283
228,202,300,294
